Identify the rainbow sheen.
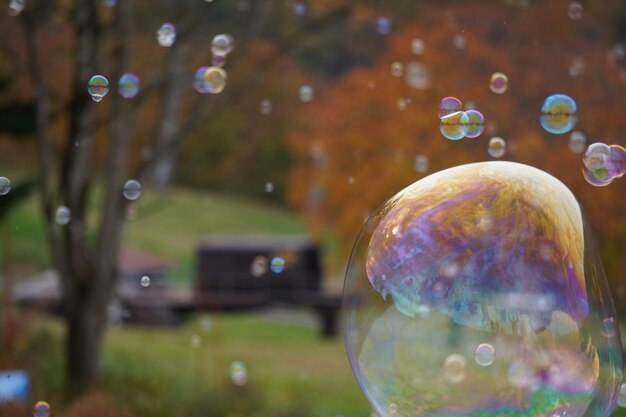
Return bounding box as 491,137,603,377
438,97,462,118
489,72,508,94
271,256,285,273
0,177,11,195
118,72,139,98
343,161,623,417
193,66,227,94
87,75,109,100
460,110,485,138
582,167,613,187
33,401,51,417
439,111,465,140
540,94,577,134
156,23,176,47
607,144,626,178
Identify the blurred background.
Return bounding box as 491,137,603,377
0,0,625,416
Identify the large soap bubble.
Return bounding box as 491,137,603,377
343,161,622,417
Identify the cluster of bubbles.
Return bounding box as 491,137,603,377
230,360,248,385
0,177,11,195
87,73,142,101
438,97,485,140
582,142,626,187
123,179,141,201
156,23,176,47
540,94,577,134
193,33,234,94
488,136,506,158
33,401,51,417
55,205,71,225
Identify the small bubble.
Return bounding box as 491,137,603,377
568,131,586,154
540,94,577,134
265,182,274,193
414,155,429,173
118,73,139,99
212,54,226,67
348,176,355,184
211,33,234,56
460,110,485,138
156,23,176,47
568,57,585,78
123,180,141,201
474,343,495,366
259,99,272,115
55,206,71,225
438,97,462,118
293,1,306,16
191,334,201,348
33,401,51,417
396,98,407,111
489,72,508,94
0,177,11,195
376,16,391,35
443,354,466,383
193,66,227,94
567,2,583,20
87,75,109,101
140,276,150,287
405,62,431,90
8,0,25,16
618,383,626,407
299,85,314,102
453,34,466,50
440,111,465,141
250,256,268,277
411,38,425,55
601,317,616,337
390,62,403,77
271,256,285,273
488,137,506,158
230,360,248,385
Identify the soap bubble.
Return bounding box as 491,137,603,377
619,383,626,407
55,206,71,225
439,111,465,141
488,137,506,158
0,177,11,195
568,131,586,154
156,23,176,47
411,38,425,55
438,97,462,118
343,161,623,417
584,142,611,172
405,62,431,90
118,73,139,99
474,343,495,366
259,99,272,115
460,110,485,138
230,360,248,385
299,85,314,102
271,256,285,273
87,75,109,101
211,33,234,56
293,1,306,16
265,181,274,193
608,144,626,178
489,72,508,94
569,57,585,78
390,62,404,77
123,180,141,201
453,34,466,50
140,276,150,287
568,2,583,20
601,317,616,337
212,53,226,68
376,16,391,35
193,67,227,94
582,167,613,187
540,94,577,134
414,155,429,173
8,0,25,16
250,255,268,277
33,401,51,417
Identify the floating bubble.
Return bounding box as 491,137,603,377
405,62,431,90
443,354,466,383
582,167,613,187
193,66,227,94
619,383,626,407
376,16,391,35
293,1,306,16
211,33,234,56
474,343,496,366
343,161,623,417
390,62,403,78
259,99,272,115
87,75,109,101
584,142,611,172
396,98,407,111
299,85,314,102
568,131,586,154
602,317,616,337
488,137,506,158
118,73,139,99
33,401,51,417
140,276,150,288
230,360,248,385
0,177,11,195
123,179,141,201
156,23,176,47
250,255,268,277
55,206,71,225
569,57,585,78
540,94,577,134
191,334,201,349
489,72,508,94
438,97,462,118
608,144,626,178
453,34,466,50
265,182,274,193
411,38,425,55
8,0,25,16
439,111,465,141
568,2,583,20
460,110,485,138
271,256,285,273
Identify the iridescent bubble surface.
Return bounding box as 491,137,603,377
33,401,51,417
608,145,626,178
489,72,508,94
118,73,139,99
123,179,141,201
0,177,11,195
193,67,227,94
460,110,485,138
440,111,465,141
540,94,577,134
438,97,462,118
271,256,285,273
343,161,623,417
87,75,109,101
473,344,495,367
156,23,176,47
